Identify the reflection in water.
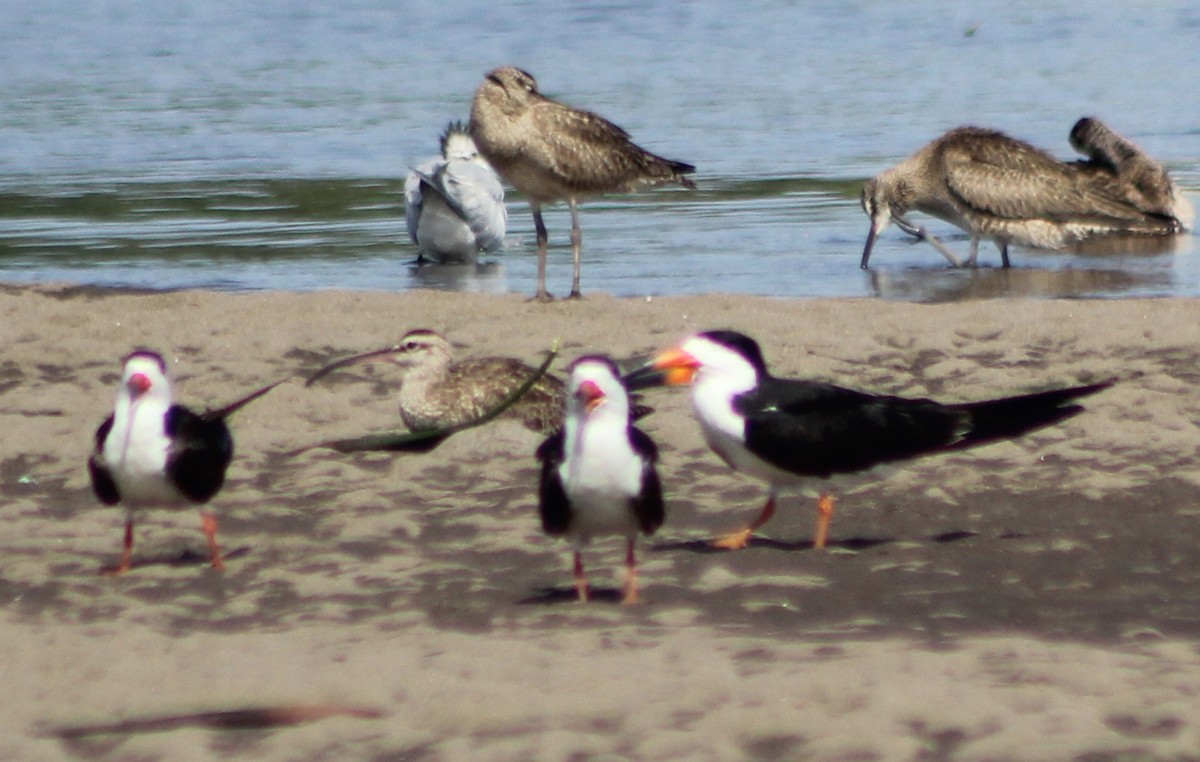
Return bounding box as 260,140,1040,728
407,259,508,294
867,233,1193,303
867,265,1173,303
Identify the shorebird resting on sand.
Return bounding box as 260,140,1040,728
860,117,1193,269
469,66,696,300
306,329,564,435
405,121,507,264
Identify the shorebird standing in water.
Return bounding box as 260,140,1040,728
469,66,696,300
536,356,664,603
306,329,564,435
88,351,280,574
405,121,507,264
626,330,1111,550
860,118,1194,269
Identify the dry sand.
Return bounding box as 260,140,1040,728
3,284,1200,760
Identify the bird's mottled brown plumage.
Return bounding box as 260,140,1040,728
860,119,1193,269
469,66,696,299
388,330,564,434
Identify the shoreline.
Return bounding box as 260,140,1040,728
3,284,1200,759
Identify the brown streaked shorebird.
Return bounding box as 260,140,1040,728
306,329,565,435
860,118,1194,269
469,66,696,300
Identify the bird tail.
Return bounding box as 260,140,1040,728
952,381,1113,449
669,160,697,189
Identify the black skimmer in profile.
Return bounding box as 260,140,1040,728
306,328,564,435
536,356,664,603
470,66,696,299
627,330,1111,550
405,121,507,264
87,351,281,574
860,119,1193,269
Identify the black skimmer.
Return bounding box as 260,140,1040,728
627,330,1111,550
405,121,507,264
860,119,1193,269
305,328,564,435
536,356,664,603
469,66,696,300
87,350,281,574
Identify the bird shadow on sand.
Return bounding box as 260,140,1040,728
516,587,625,605
97,546,252,575
649,529,981,554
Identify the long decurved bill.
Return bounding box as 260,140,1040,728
305,346,400,387
860,224,879,270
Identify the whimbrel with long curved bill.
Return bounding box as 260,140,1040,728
88,351,281,574
469,66,696,300
405,121,507,264
860,118,1194,269
306,329,565,435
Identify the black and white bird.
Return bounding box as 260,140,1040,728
627,330,1111,550
536,356,664,603
405,121,507,264
87,351,279,574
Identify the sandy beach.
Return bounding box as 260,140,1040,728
3,284,1200,760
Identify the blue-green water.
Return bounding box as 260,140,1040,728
1,1,1197,300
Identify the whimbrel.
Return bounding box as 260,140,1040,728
536,356,664,603
860,118,1194,269
469,66,696,299
626,330,1111,550
88,351,280,574
405,121,507,264
306,329,565,434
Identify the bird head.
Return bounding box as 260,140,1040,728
566,356,629,421
623,330,766,393
304,329,452,387
119,350,172,404
861,175,901,269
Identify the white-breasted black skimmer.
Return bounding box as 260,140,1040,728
860,118,1193,269
536,356,664,603
305,328,564,435
627,330,1112,550
469,66,696,300
87,351,281,574
405,121,507,264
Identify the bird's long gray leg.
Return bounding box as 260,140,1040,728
531,202,551,301
568,198,583,299
998,240,1011,268
917,228,964,268
895,217,964,268
968,237,980,267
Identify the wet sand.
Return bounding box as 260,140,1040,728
2,284,1200,760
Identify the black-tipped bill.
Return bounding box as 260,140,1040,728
305,346,399,387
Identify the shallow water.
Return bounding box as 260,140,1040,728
1,1,1198,301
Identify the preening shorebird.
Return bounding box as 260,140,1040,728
306,329,564,435
536,356,664,603
405,121,507,264
87,351,280,574
627,330,1111,550
860,118,1193,269
469,66,696,299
